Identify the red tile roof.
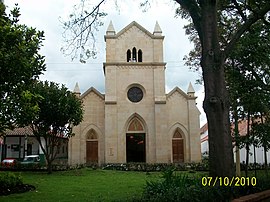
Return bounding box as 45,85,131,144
201,135,208,142
200,123,208,134
200,118,262,141
4,126,34,136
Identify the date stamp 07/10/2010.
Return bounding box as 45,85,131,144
201,177,256,187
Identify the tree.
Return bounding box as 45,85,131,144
0,3,46,133
62,0,270,177
20,81,84,174
225,19,270,176
252,115,270,175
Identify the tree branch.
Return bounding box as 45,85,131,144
224,4,270,57
61,0,107,62
231,0,247,21
174,0,202,39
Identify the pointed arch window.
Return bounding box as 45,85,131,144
127,49,131,62
138,49,142,62
132,47,137,62
86,129,98,140
173,130,182,138
127,118,144,132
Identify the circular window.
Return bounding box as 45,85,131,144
127,86,143,103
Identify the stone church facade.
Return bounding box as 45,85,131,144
68,21,201,166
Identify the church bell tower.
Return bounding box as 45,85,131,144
103,21,167,163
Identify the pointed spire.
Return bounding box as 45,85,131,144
153,21,162,36
73,82,81,96
106,20,115,35
187,82,195,97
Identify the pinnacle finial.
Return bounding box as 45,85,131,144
106,20,115,35
73,82,80,95
153,21,162,35
187,82,195,97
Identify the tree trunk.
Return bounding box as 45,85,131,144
233,109,241,177
253,144,257,178
47,160,53,174
245,144,249,177
245,112,250,177
264,146,268,177
201,1,234,178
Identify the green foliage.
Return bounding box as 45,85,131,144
141,169,216,202
0,172,23,190
252,116,270,152
20,81,84,173
16,90,44,126
0,169,158,201
0,3,45,132
227,20,270,174
1,169,270,201
102,162,209,172
28,81,84,133
140,169,270,202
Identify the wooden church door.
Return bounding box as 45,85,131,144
86,129,98,165
172,130,184,163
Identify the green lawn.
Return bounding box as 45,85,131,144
0,169,161,202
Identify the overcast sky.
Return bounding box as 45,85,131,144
5,0,206,126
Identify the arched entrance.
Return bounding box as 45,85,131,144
126,117,145,162
172,129,184,163
86,129,98,165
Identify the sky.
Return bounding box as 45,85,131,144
5,0,206,126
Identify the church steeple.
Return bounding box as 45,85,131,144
73,82,81,97
153,21,162,36
106,21,115,35
187,82,195,97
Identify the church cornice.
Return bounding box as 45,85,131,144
104,62,166,66
103,62,166,74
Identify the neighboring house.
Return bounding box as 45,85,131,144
69,21,201,166
200,123,208,157
1,126,68,163
200,121,270,164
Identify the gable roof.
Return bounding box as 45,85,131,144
105,21,164,40
166,87,189,99
80,87,105,100
4,126,33,136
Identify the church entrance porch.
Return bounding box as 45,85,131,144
126,133,145,162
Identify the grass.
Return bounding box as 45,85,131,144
0,168,161,202
2,168,265,202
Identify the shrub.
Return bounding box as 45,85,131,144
138,168,270,202
0,172,23,190
140,168,222,202
101,162,209,172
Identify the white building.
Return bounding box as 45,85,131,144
200,122,270,164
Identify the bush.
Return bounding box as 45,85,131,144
101,162,209,172
140,168,223,202
137,168,270,202
0,172,23,190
